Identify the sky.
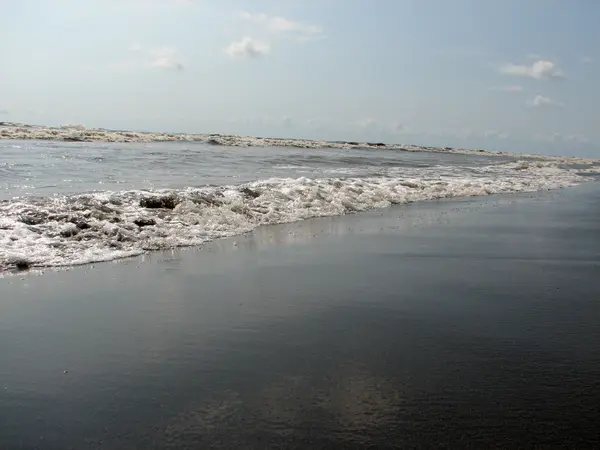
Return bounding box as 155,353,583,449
1,0,599,156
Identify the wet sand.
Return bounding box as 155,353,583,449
1,183,600,449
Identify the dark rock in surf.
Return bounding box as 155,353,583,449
60,226,79,238
14,259,30,270
140,195,178,209
20,212,48,225
367,142,386,147
240,187,260,199
134,217,156,227
69,217,92,230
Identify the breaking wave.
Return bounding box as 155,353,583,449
0,160,587,271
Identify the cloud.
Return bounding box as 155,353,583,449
226,12,322,59
527,95,564,108
149,47,184,70
490,85,524,92
126,44,184,70
226,37,270,58
0,109,9,115
534,133,589,144
582,56,593,64
239,11,323,42
499,59,565,79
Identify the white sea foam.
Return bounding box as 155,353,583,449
0,160,588,271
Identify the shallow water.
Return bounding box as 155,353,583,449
1,139,513,199
2,140,595,271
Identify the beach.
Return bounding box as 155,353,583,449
2,183,599,449
4,1,600,447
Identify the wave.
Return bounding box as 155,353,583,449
0,160,587,271
3,124,600,168
0,123,421,150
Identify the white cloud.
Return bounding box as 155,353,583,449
582,56,593,64
226,12,322,59
126,44,184,70
149,47,184,70
0,109,9,115
490,85,524,92
528,95,564,108
226,37,270,58
239,11,323,41
500,59,565,79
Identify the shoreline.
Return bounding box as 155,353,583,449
2,121,598,164
0,176,588,276
0,185,579,278
2,181,599,448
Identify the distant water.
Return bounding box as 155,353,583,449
0,139,596,271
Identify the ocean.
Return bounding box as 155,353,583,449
1,132,597,272
1,130,600,449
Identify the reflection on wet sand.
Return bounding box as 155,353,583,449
160,366,405,448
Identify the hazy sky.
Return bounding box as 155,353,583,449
1,0,599,155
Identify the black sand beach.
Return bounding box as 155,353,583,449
1,183,600,449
